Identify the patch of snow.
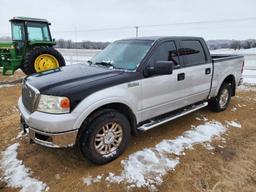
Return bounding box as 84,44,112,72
12,106,19,112
221,138,226,144
82,175,103,186
16,131,24,139
0,84,15,89
226,121,241,128
195,116,208,122
105,121,227,190
106,172,124,184
83,176,93,186
0,143,47,192
243,78,256,85
55,174,61,180
202,143,215,150
238,84,256,92
243,70,256,85
231,107,237,112
93,175,102,183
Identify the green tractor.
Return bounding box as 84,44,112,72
0,17,65,75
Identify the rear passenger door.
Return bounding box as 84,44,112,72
178,39,212,104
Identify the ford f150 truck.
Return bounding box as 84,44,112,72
18,36,244,164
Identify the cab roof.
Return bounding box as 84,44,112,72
122,36,203,41
10,17,49,23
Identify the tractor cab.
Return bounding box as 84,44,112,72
0,17,65,75
10,17,54,55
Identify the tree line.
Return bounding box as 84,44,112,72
55,39,256,50
207,39,256,50
55,39,110,49
1,36,256,50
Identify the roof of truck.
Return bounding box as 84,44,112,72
122,36,203,41
10,17,49,23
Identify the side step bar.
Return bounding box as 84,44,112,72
137,101,208,132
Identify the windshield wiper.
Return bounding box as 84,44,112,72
94,61,114,68
91,61,124,70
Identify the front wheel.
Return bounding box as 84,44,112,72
78,109,131,164
209,83,232,112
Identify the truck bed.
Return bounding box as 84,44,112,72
211,54,244,63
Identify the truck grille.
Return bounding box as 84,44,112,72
22,83,39,113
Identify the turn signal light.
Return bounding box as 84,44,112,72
60,98,70,109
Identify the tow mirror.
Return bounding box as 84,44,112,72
144,61,173,77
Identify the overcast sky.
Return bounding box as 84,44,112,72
1,0,256,41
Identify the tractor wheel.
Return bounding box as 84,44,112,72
22,46,65,75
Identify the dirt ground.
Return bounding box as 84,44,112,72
0,72,256,192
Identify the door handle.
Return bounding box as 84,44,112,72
177,73,185,81
205,68,211,75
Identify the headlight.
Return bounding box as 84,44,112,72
37,94,70,114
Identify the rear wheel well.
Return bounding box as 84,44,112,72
222,75,236,96
79,103,138,137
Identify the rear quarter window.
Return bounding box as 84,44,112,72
180,40,206,66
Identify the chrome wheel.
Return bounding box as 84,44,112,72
94,122,123,155
219,88,229,108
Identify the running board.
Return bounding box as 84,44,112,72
137,101,208,132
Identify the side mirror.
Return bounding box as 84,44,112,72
144,61,173,77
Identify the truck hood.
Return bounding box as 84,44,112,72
26,64,140,109
26,64,124,92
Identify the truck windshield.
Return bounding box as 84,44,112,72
90,40,153,70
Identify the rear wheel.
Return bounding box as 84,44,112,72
22,46,65,75
209,83,232,112
78,109,131,164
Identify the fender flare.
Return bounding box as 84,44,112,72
72,96,138,130
214,72,236,97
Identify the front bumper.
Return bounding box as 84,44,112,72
28,127,78,148
18,97,79,148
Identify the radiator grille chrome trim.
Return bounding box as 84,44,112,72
21,82,40,113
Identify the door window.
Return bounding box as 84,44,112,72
179,40,206,66
149,41,179,66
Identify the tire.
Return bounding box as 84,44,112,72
22,46,65,75
78,109,131,164
209,83,232,112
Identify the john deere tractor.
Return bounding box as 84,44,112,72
0,17,65,75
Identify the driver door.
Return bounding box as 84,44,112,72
140,40,191,121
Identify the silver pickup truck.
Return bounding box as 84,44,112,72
18,36,244,164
